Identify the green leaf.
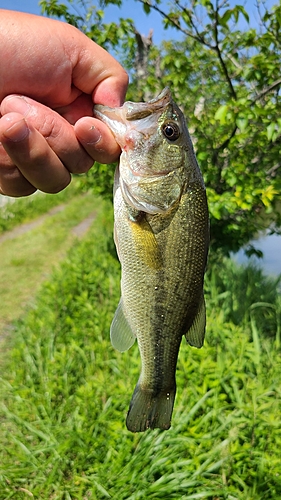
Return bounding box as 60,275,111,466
236,117,248,132
214,104,228,124
237,5,250,23
220,9,233,27
142,2,151,14
267,122,276,141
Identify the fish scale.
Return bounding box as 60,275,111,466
94,88,209,432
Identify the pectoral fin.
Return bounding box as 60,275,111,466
185,294,206,348
110,299,136,352
129,215,162,270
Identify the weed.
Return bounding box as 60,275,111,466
0,177,83,235
0,202,280,499
0,192,99,331
205,257,281,341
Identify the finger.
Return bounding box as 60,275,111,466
69,34,129,106
0,113,71,195
0,117,38,196
74,116,121,164
55,94,94,125
91,71,128,107
0,145,36,197
1,95,94,174
0,166,36,197
0,13,128,109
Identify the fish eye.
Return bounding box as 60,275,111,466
162,122,180,141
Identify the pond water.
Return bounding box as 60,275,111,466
232,232,281,277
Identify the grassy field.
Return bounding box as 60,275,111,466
0,198,281,499
0,179,83,235
0,191,99,333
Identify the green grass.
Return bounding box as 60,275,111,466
0,177,83,235
0,191,98,331
0,201,281,499
205,257,281,342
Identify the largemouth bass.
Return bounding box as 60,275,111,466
94,88,209,432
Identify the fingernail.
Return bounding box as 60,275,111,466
81,125,102,145
4,118,29,142
3,95,31,116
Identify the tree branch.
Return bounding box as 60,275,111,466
213,0,237,99
212,124,238,173
134,29,154,101
252,77,281,104
266,163,281,177
137,0,212,46
174,0,210,46
139,0,237,99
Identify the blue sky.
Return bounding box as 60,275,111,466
0,0,178,44
0,0,277,45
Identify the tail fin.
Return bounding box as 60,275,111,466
126,383,176,432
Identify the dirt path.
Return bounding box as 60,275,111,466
71,212,97,238
0,201,97,350
0,204,66,244
0,204,96,243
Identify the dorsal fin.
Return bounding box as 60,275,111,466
185,294,206,348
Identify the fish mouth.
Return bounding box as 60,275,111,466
93,106,128,146
124,87,172,121
93,87,172,149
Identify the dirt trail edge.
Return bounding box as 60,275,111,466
0,197,98,350
0,204,66,244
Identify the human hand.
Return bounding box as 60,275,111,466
0,10,128,197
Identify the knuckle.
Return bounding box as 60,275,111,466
42,178,71,194
70,155,93,174
39,113,61,140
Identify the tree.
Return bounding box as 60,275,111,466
40,0,281,255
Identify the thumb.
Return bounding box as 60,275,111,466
68,28,128,107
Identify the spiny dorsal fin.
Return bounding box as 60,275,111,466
185,294,206,348
110,299,136,352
